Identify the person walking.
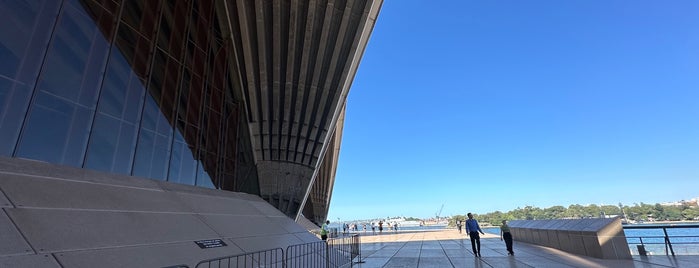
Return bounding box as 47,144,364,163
456,220,462,234
501,220,514,255
321,220,330,241
378,221,384,234
466,213,485,257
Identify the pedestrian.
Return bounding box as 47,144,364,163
363,223,367,233
457,220,462,234
501,220,514,255
393,222,398,232
321,220,330,241
378,221,383,234
371,222,376,235
465,213,485,257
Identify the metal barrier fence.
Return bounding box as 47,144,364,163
178,234,361,268
624,224,699,256
286,234,361,268
286,240,329,267
194,247,284,268
326,234,360,267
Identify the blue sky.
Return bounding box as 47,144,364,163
327,0,699,221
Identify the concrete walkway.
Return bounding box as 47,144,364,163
351,229,699,267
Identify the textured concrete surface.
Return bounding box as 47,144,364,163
0,157,322,267
0,209,34,256
509,218,631,259
353,229,699,267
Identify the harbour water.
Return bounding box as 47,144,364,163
624,224,699,255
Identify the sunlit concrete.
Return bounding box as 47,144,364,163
350,229,699,267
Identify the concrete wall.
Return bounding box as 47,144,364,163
0,157,320,268
509,218,632,260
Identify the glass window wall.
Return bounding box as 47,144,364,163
0,0,259,194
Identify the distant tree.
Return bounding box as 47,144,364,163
450,202,698,224
565,204,585,218
600,205,621,217
545,206,567,219
664,206,683,221
682,207,699,220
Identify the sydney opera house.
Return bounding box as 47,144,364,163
0,0,381,266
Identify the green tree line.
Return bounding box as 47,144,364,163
450,203,699,226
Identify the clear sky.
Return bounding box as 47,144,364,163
327,0,699,222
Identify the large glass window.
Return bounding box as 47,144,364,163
1,0,258,194
0,0,61,155
132,96,173,180
84,49,145,174
16,1,110,166
168,130,197,185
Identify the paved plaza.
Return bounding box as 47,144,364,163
351,229,698,267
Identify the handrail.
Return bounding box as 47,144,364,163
285,233,362,267
194,247,284,268
624,224,699,256
623,224,699,229
186,233,361,268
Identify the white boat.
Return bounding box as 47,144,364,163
388,217,421,227
421,219,448,227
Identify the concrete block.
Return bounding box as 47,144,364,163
569,231,587,255
230,234,305,252
0,157,161,190
0,157,84,181
157,180,257,201
547,230,560,249
55,241,243,268
293,231,322,243
558,231,572,253
250,199,288,217
0,254,60,268
582,232,602,258
0,173,190,212
80,168,162,190
268,215,308,234
199,214,289,238
174,192,261,215
6,208,218,253
0,209,34,256
0,189,11,207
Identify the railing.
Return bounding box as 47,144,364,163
624,224,699,256
173,233,361,268
326,234,361,267
194,247,284,268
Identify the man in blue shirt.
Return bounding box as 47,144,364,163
465,213,485,257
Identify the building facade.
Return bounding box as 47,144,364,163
1,0,381,224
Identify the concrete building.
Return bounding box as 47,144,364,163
0,0,382,266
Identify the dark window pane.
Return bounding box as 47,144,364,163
168,130,196,185
98,49,145,121
0,0,60,82
84,113,138,174
133,98,172,180
0,78,33,156
36,3,109,108
0,1,61,155
196,157,215,189
16,91,92,167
